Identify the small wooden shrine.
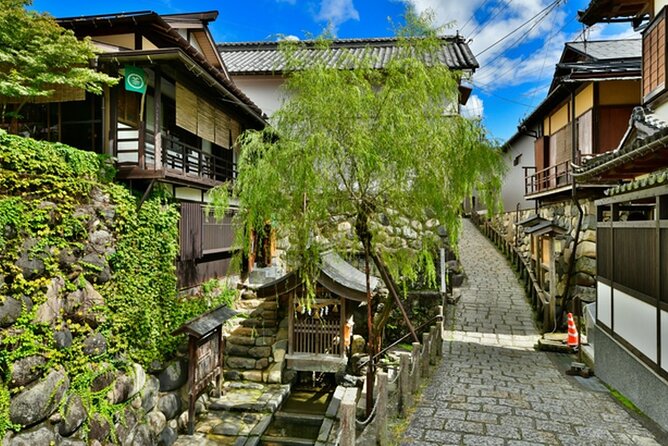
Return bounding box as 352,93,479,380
255,252,379,372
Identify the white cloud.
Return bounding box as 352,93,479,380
278,34,301,41
403,0,639,95
316,0,360,32
462,94,484,119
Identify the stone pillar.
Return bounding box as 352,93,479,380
398,352,412,415
421,333,430,378
411,342,421,393
429,326,438,365
376,371,388,445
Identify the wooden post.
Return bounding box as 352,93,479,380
340,395,355,446
398,352,411,415
376,371,388,445
437,306,444,357
411,342,421,393
421,333,430,378
429,325,438,364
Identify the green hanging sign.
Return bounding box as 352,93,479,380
124,66,147,94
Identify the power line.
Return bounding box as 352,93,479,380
459,0,495,34
468,0,514,41
474,0,562,58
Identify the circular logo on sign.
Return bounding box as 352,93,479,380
127,73,145,89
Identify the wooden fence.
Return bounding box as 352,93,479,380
325,307,444,446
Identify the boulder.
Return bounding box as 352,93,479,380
82,333,107,356
0,297,23,328
225,344,249,356
127,424,153,446
80,253,111,284
54,327,73,350
158,359,188,392
90,369,116,392
9,355,46,388
114,405,140,445
8,425,56,446
107,363,146,404
89,230,112,248
157,393,181,420
255,358,269,369
34,277,65,325
58,394,87,437
141,376,160,413
248,346,271,358
157,426,177,446
226,356,256,369
147,409,167,435
64,280,105,326
88,413,111,442
576,257,597,276
10,368,69,427
16,239,46,279
272,340,287,363
576,241,597,259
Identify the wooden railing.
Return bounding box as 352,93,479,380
470,213,550,327
524,159,572,196
162,133,236,182
293,319,342,356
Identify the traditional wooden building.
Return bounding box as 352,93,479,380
576,0,668,431
4,11,267,288
255,252,378,374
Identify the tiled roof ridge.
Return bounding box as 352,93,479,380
218,35,463,49
605,168,668,197
565,37,641,45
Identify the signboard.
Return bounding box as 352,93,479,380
124,66,147,94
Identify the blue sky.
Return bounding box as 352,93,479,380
33,0,638,143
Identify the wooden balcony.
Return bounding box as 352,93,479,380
524,160,573,197
116,125,236,187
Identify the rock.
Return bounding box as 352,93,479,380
157,426,177,446
147,409,167,435
16,239,46,279
127,424,152,446
90,369,115,392
575,272,596,287
225,344,250,356
254,336,274,347
141,376,160,412
255,358,269,369
64,280,105,326
82,333,107,356
576,241,597,259
8,425,56,446
80,253,111,284
272,340,287,363
34,277,65,325
276,328,288,341
226,357,256,370
88,413,110,442
90,230,112,247
242,370,264,382
54,327,73,350
582,229,596,242
114,406,140,445
248,346,271,358
265,362,283,384
10,368,69,427
58,439,87,446
158,359,188,392
157,393,181,420
177,411,189,433
107,363,146,404
0,297,23,327
282,369,297,384
58,394,87,437
9,355,47,388
224,370,242,381
58,247,79,268
576,257,597,276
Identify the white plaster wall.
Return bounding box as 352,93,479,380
614,289,657,362
597,282,612,328
500,131,536,212
230,75,288,118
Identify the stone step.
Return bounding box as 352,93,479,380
274,411,324,426
259,436,315,446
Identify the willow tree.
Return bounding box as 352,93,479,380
226,21,503,356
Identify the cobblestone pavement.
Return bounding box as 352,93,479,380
401,218,663,446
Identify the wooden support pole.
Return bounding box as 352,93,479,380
376,371,388,445
429,326,437,365
398,352,411,415
411,342,421,393
421,333,430,378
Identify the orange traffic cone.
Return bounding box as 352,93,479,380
567,312,579,350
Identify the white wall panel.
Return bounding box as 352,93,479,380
614,290,657,362
598,282,612,328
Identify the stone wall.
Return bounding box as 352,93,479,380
487,198,597,305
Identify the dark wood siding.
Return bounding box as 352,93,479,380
597,227,611,279
597,106,634,153
643,8,667,102
612,227,656,298
180,202,203,261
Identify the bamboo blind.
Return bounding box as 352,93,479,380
0,85,85,104
197,99,215,143
176,82,198,135
214,108,230,148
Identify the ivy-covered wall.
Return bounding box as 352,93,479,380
0,131,233,444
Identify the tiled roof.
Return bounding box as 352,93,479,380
605,169,668,196
217,36,478,75
574,107,668,178
566,39,641,60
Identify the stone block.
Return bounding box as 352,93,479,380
576,241,596,259
226,343,250,356
227,356,256,370
9,355,46,389
227,335,256,346
265,363,283,384
58,394,86,437
272,340,287,363
158,359,188,391
248,346,271,358
10,368,69,427
254,336,274,347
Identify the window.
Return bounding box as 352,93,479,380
513,153,522,166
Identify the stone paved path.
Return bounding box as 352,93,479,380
401,218,663,446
